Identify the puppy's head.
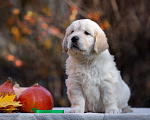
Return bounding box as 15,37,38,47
62,19,108,56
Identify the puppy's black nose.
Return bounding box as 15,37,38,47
71,36,79,43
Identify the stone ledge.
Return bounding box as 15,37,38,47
0,108,150,120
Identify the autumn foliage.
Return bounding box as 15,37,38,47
0,93,22,113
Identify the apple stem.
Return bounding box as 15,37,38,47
33,83,40,87
7,77,12,83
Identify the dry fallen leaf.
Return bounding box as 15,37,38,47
0,93,22,113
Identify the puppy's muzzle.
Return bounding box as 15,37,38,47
71,36,80,50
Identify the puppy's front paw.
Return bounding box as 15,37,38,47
105,108,120,114
70,108,84,113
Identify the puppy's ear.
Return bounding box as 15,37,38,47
62,35,68,53
94,30,109,54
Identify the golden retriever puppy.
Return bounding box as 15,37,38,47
62,19,132,113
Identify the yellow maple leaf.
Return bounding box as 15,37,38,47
0,105,18,110
0,105,18,113
0,94,22,108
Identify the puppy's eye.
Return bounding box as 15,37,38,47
84,31,90,35
71,30,74,34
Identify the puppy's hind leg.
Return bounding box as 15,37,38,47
101,81,120,114
122,106,133,113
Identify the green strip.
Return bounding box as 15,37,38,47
35,110,64,113
31,108,64,113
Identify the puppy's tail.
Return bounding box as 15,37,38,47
122,106,133,113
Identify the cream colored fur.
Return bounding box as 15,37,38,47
62,19,132,113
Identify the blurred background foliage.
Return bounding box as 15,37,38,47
0,0,150,107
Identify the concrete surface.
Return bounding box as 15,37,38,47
0,107,150,120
